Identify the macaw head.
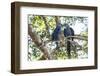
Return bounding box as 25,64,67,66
62,23,69,30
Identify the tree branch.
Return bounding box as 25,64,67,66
55,16,60,25
67,35,87,41
41,16,51,37
28,24,52,60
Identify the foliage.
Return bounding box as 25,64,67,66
28,35,43,61
28,15,88,61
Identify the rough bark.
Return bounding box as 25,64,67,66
67,35,87,41
28,24,52,60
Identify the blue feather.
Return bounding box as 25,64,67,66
52,23,61,41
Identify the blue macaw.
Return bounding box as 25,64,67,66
64,24,74,40
52,23,62,48
63,24,75,58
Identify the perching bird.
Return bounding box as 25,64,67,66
52,23,63,49
69,27,74,41
64,25,71,36
64,24,74,40
63,24,75,58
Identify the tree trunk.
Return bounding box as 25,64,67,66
41,16,50,35
28,24,52,60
